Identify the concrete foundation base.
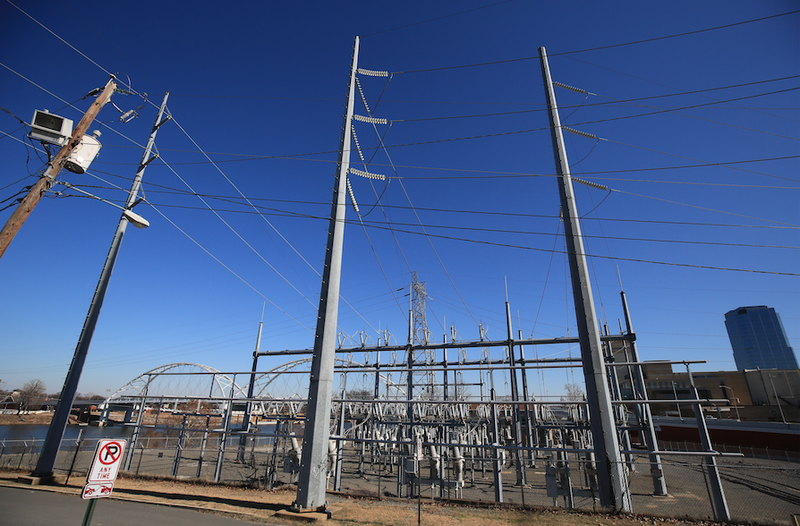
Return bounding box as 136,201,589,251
16,474,67,486
275,505,341,522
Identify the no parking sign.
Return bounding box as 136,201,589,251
82,439,126,499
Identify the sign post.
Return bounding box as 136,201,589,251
81,439,126,526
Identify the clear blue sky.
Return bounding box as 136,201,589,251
0,0,797,398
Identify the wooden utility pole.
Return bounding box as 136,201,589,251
0,77,117,259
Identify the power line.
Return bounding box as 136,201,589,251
353,218,799,250
156,126,321,314
159,116,384,337
389,75,800,124
131,200,798,250
566,87,800,137
116,185,798,231
144,198,315,335
95,146,797,185
552,10,800,56
391,10,800,74
351,223,799,277
6,0,141,96
355,75,481,328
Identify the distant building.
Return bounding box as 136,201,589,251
725,306,798,371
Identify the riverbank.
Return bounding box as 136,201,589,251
0,467,729,526
0,413,56,426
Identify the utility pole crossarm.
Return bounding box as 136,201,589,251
0,78,117,259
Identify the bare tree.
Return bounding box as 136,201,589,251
560,382,585,402
346,389,373,400
17,379,46,414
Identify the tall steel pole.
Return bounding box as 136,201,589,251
539,47,631,512
294,36,359,511
620,289,668,495
686,364,730,521
31,93,170,479
0,78,117,259
504,301,526,486
237,320,263,462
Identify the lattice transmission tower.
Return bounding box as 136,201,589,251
407,271,438,400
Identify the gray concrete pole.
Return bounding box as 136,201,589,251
31,92,170,480
539,47,631,512
294,36,359,511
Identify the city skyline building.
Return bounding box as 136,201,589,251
725,306,798,371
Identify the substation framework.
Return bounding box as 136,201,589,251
100,292,733,518
94,42,734,520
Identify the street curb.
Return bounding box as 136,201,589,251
0,480,275,523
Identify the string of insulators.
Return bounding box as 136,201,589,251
346,176,359,213
349,167,386,181
353,114,388,125
357,68,389,77
351,125,366,163
355,77,371,115
554,81,589,94
562,126,597,140
572,177,608,191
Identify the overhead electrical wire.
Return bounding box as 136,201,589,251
105,181,797,231
0,61,148,154
349,94,411,323
126,186,798,271
129,89,797,180
387,10,799,74
552,10,800,57
353,223,799,277
350,218,799,250
604,138,799,184
565,87,800,138
143,196,316,335
104,145,797,185
8,0,795,304
156,124,320,314
169,117,320,296
355,71,481,329
131,199,800,236
165,114,382,336
6,0,143,98
563,54,800,124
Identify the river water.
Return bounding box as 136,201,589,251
0,424,132,442
0,423,280,443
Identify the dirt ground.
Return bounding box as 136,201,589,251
0,468,734,526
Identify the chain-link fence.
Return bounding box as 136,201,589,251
2,432,799,525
